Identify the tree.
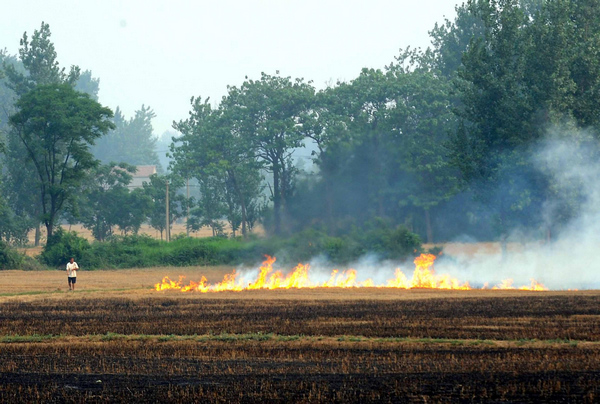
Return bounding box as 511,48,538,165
223,73,315,234
9,83,114,239
446,0,540,244
300,53,459,242
142,174,185,239
172,96,263,237
3,22,80,95
75,70,100,101
446,0,600,244
79,163,150,241
1,22,86,246
386,53,460,243
116,188,152,235
0,50,22,140
187,176,226,237
429,1,487,77
93,105,160,167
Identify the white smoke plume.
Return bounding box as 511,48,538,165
433,129,600,290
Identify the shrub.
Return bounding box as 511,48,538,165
40,228,91,268
358,218,422,260
0,240,23,270
33,220,423,269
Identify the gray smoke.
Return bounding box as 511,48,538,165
232,128,600,290
434,128,600,290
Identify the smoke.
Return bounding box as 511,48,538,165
226,128,600,291
273,129,600,290
433,128,600,290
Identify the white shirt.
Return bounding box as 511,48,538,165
66,262,79,277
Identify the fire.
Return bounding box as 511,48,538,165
155,253,549,293
492,278,548,291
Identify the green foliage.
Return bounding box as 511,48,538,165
40,228,91,268
49,221,421,270
171,95,265,238
3,21,80,96
7,6,598,249
0,240,23,270
9,83,115,239
142,174,186,239
447,0,600,238
358,219,423,259
0,197,31,245
79,163,151,241
222,73,315,235
74,70,99,100
1,22,85,247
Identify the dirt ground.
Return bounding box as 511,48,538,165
1,288,599,403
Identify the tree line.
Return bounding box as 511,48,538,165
171,0,600,244
2,0,600,248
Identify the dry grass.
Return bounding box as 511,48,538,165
1,266,596,303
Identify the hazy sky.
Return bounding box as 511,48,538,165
2,0,459,135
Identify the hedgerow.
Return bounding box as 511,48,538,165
36,224,422,269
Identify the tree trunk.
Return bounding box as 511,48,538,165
34,224,41,247
424,208,433,244
230,171,247,238
45,221,53,241
324,176,334,226
280,160,288,232
273,163,281,235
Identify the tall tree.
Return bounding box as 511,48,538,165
4,22,80,95
386,53,460,243
75,70,100,101
223,73,315,234
93,105,160,167
78,163,150,241
2,22,84,245
187,176,226,237
172,96,263,237
446,0,600,243
142,174,185,239
429,1,487,78
9,84,114,239
447,0,540,242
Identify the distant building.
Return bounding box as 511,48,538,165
130,165,157,189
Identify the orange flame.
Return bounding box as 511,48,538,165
154,253,548,293
154,254,548,293
491,278,548,291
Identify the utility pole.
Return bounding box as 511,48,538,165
165,179,170,242
186,177,190,237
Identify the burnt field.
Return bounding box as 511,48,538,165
1,293,600,403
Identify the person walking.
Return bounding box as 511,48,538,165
66,257,79,291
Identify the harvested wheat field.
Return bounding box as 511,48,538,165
1,268,599,403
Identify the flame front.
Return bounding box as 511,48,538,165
491,278,548,291
155,253,549,293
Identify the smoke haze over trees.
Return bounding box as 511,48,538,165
2,0,600,263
